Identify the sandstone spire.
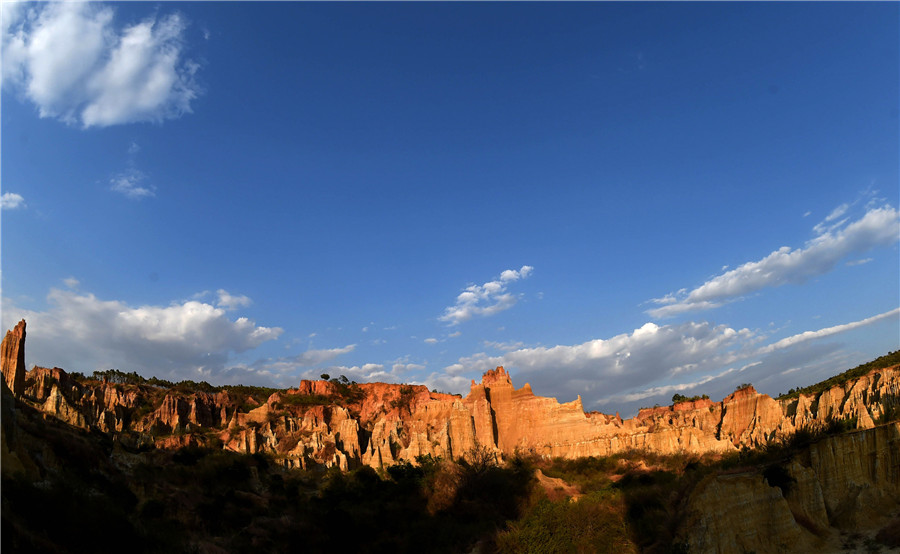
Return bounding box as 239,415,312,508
1,320,26,397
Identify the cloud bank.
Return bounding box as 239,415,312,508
442,307,898,413
2,2,200,128
649,204,900,317
445,321,750,406
2,287,281,381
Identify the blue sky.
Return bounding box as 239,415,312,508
2,2,898,416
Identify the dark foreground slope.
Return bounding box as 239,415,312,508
3,378,535,553
4,374,899,553
2,320,899,553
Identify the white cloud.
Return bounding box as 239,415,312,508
424,338,439,344
757,308,900,355
230,344,357,382
598,365,747,405
445,321,751,406
483,340,525,352
110,169,155,199
439,265,534,325
1,192,26,210
500,266,533,282
846,258,873,267
2,3,200,128
295,344,356,365
813,203,849,235
216,289,252,310
392,362,425,373
649,204,900,317
63,277,80,289
420,372,472,395
297,363,391,383
438,306,898,414
1,288,282,381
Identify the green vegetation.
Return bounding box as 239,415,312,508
496,490,634,553
671,393,709,404
778,350,900,400
390,385,417,410
75,369,375,414
874,394,899,426
531,450,707,553
328,375,365,404
3,425,534,554
734,383,753,392
275,393,331,408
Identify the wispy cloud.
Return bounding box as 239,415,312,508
757,308,900,355
2,2,201,128
439,265,534,325
483,340,525,352
110,168,155,199
216,289,252,310
0,192,26,210
648,204,900,318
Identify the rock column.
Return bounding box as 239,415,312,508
1,320,26,397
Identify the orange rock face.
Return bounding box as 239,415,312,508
1,320,26,396
5,315,899,473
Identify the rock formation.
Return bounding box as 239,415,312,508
681,422,900,553
12,360,896,474
2,322,899,473
1,319,26,396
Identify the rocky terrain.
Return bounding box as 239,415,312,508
3,319,899,553
3,319,898,473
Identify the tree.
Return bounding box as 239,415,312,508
320,373,330,381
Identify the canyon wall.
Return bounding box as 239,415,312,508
680,422,900,553
4,321,898,471
14,360,899,472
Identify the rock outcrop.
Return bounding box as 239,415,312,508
681,422,900,553
1,319,26,396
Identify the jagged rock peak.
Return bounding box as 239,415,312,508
1,320,26,397
479,366,512,387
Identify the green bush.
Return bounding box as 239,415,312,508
672,393,709,404
496,491,634,554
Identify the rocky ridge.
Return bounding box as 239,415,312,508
2,321,898,473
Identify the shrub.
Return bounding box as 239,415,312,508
672,393,710,404
496,491,634,554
